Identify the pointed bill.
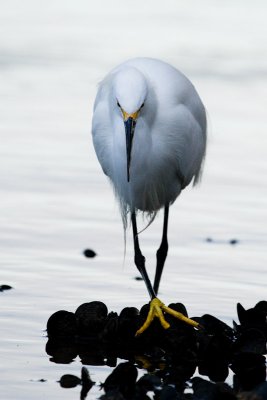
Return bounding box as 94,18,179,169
123,110,139,182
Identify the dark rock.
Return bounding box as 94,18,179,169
196,315,234,382
234,328,266,354
118,307,140,340
236,303,267,338
254,301,267,315
237,304,266,328
83,249,97,258
198,314,234,338
231,352,266,391
101,312,119,343
46,310,78,337
0,284,13,292
46,299,267,399
229,239,239,245
59,374,81,388
75,301,108,336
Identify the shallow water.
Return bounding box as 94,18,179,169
1,1,267,398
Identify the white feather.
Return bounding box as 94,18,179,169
92,57,207,227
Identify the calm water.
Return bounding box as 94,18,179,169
1,1,267,398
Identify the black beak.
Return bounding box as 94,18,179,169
124,117,136,182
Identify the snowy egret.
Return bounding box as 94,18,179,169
92,58,207,335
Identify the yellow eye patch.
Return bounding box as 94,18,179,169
122,109,139,121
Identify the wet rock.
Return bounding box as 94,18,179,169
118,307,140,340
46,310,77,337
46,299,267,399
229,239,239,245
59,374,81,388
83,249,97,258
231,352,266,391
234,328,266,354
254,301,267,315
197,332,230,382
75,301,108,336
101,311,119,343
0,284,12,292
196,315,234,382
236,303,267,337
205,238,240,246
198,314,234,338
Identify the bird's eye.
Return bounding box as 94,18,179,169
140,103,145,109
117,101,121,108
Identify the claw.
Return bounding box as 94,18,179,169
136,298,200,336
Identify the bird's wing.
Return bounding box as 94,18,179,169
92,88,113,177
170,103,207,189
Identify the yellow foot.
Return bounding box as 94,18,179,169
135,298,200,336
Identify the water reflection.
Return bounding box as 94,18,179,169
58,367,94,399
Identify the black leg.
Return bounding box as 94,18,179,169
153,205,169,295
132,211,156,300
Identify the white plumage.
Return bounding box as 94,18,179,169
92,57,206,224
92,58,207,333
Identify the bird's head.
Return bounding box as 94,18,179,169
113,67,147,182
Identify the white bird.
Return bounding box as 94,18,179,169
92,58,207,335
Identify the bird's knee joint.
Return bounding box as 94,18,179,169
157,244,168,259
135,253,145,268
